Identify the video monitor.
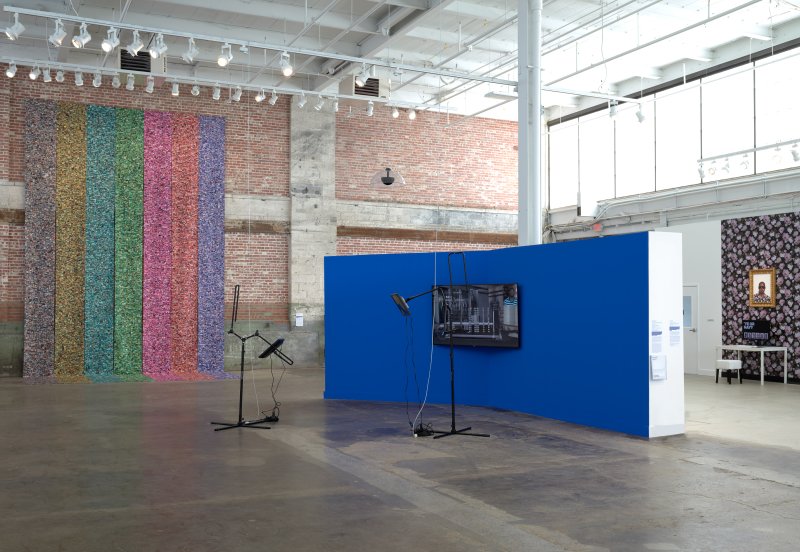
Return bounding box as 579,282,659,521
432,284,519,348
742,319,770,342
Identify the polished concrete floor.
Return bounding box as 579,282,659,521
1,370,799,552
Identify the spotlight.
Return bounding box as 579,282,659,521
721,158,730,173
212,84,221,100
608,100,617,118
49,19,66,47
254,88,266,103
92,72,102,88
297,92,307,108
56,70,64,83
43,68,52,83
708,161,717,176
145,75,154,93
72,22,91,48
112,73,121,88
697,163,704,178
232,86,242,102
218,43,233,67
126,73,135,91
391,106,399,118
793,144,800,162
314,95,325,111
171,82,179,96
366,100,374,116
191,84,200,96
181,37,199,64
101,27,120,53
333,99,339,112
149,33,167,58
268,89,278,105
408,108,416,120
279,51,293,77
355,63,370,87
6,62,16,78
29,66,40,81
126,30,144,56
74,71,83,87
5,13,25,41
635,107,645,123
741,153,750,169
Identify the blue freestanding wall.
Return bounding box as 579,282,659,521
324,233,651,437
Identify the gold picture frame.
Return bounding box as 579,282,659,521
749,268,776,308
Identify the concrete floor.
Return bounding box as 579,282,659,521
1,370,799,552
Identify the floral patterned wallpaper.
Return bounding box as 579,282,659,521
721,213,800,381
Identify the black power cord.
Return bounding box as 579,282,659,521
404,315,434,437
260,353,286,423
413,422,434,437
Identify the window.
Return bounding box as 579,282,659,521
615,101,655,197
755,51,800,172
655,83,701,190
548,120,579,208
701,66,754,180
578,113,615,213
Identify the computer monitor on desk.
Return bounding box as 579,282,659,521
742,320,770,344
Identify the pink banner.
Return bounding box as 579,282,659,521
142,111,173,380
170,114,204,379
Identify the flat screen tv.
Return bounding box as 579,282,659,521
432,283,519,348
742,319,770,342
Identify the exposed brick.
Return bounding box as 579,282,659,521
0,63,519,339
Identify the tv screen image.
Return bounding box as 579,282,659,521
432,284,519,348
742,319,770,342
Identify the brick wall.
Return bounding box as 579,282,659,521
336,108,519,210
0,221,24,323
0,63,521,373
1,69,294,362
225,232,289,324
336,236,507,256
4,72,291,197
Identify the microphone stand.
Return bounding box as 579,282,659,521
432,252,489,439
391,252,489,440
211,285,293,431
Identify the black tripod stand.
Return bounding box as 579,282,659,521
211,285,293,431
390,252,489,440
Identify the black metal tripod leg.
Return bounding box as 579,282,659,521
432,426,490,439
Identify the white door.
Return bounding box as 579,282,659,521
683,285,699,374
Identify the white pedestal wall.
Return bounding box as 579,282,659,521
648,232,686,438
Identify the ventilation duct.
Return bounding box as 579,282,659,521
339,76,389,98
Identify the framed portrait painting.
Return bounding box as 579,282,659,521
749,268,776,308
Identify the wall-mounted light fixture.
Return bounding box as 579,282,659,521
101,27,120,52
5,12,25,41
71,22,91,48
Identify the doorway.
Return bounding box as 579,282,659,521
683,284,699,374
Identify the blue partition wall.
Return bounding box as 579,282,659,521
324,232,651,436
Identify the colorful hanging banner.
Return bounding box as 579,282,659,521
85,105,117,382
143,110,173,381
23,99,57,381
55,103,88,383
23,101,227,383
171,113,202,380
198,116,229,378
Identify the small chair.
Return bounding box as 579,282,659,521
715,359,743,384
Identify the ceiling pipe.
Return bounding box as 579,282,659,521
544,0,762,87
266,0,389,85
3,5,516,87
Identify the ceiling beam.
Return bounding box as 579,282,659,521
12,0,382,36
358,0,461,56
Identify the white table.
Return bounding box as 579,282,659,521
716,345,789,385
